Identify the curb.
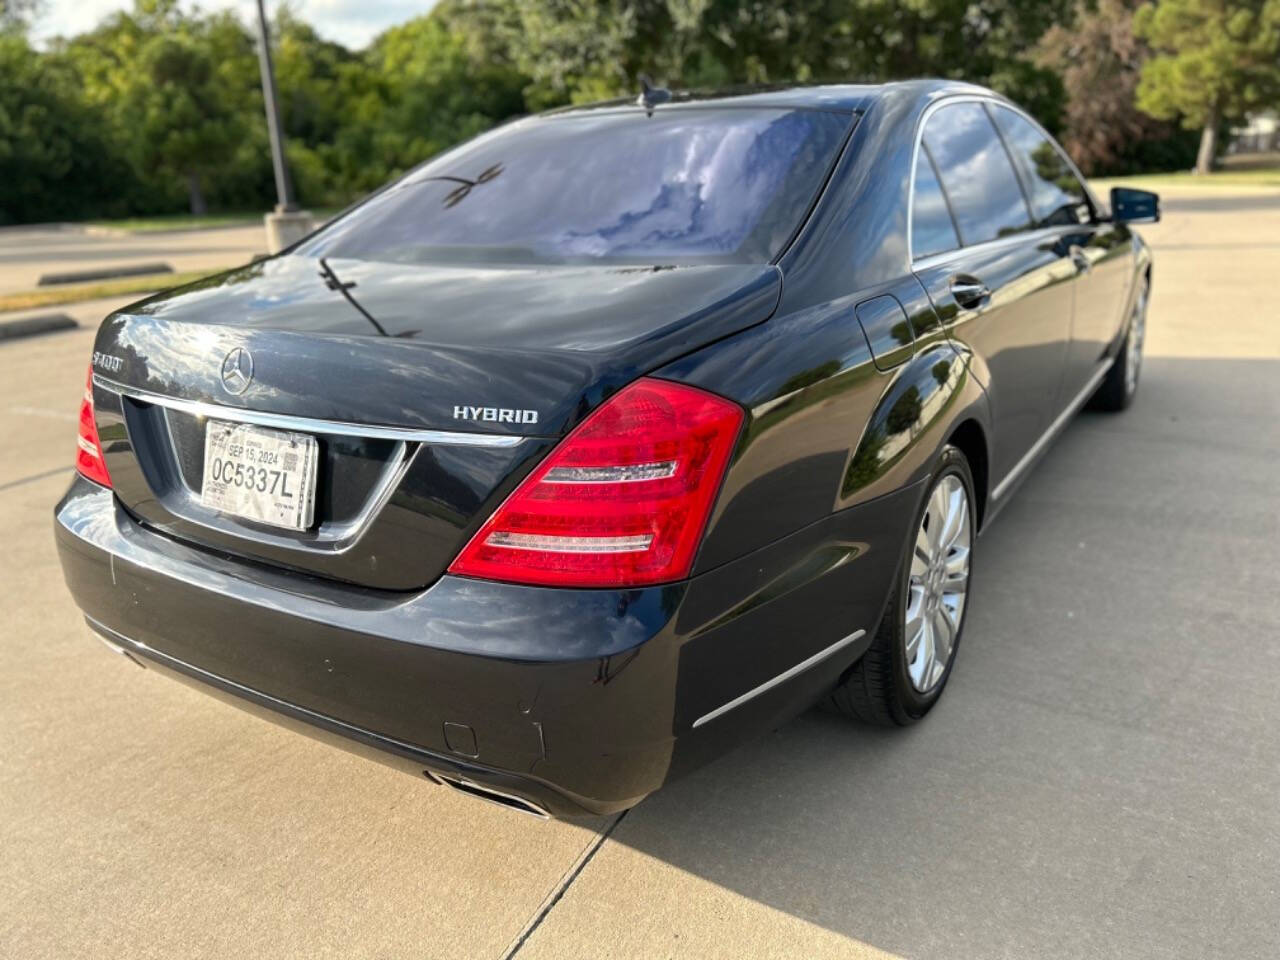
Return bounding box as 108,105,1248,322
0,313,79,342
38,263,173,287
81,222,264,238
0,222,86,235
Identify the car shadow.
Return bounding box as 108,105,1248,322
605,355,1280,959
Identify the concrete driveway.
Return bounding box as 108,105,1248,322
2,186,1277,959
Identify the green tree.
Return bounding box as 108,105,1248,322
0,31,140,223
270,8,365,204
1037,0,1198,174
1134,0,1280,173
368,13,528,168
0,0,41,31
62,0,259,213
131,34,241,212
7,0,1176,223
484,0,1068,127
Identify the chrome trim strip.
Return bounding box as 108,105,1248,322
910,225,1076,272
93,629,127,656
152,433,414,555
93,375,527,447
991,357,1114,502
691,628,868,729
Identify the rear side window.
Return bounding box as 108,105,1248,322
989,105,1089,227
300,108,852,267
911,146,960,259
922,102,1031,246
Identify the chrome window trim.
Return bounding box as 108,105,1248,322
911,139,962,258
906,94,1099,266
93,375,528,447
984,101,1098,224
692,628,867,729
910,223,1083,272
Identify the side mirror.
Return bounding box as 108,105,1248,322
1110,187,1160,224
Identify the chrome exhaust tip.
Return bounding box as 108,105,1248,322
424,770,551,819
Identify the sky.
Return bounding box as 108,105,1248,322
31,0,441,50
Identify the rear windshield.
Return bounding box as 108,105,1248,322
298,107,852,267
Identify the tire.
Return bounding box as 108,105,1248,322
1090,277,1148,413
830,445,976,726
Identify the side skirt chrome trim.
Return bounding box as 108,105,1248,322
692,628,867,729
93,375,528,448
990,357,1114,503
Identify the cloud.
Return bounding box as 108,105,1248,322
32,0,440,50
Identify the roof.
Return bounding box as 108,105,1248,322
541,80,988,118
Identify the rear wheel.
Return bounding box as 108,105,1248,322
830,445,975,725
1090,278,1147,412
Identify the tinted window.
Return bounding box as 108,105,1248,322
922,103,1031,246
990,105,1088,227
299,108,851,267
911,146,960,258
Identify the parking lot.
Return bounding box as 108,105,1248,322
2,187,1278,959
0,223,266,296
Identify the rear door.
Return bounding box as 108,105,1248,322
987,104,1131,402
909,100,1075,484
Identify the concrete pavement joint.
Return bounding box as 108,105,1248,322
9,405,77,422
500,810,628,960
3,185,1277,959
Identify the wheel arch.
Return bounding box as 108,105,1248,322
946,418,989,530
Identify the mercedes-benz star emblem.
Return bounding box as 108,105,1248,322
220,347,253,395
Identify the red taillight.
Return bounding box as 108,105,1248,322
76,366,112,488
448,378,743,588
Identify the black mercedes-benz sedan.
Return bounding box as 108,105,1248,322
56,80,1156,818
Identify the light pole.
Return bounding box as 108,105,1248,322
255,0,295,212
254,0,312,251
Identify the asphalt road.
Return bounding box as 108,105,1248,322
2,186,1278,959
0,223,266,295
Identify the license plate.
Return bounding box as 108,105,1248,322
200,421,319,531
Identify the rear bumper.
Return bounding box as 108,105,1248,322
55,475,919,817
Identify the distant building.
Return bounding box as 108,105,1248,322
1230,112,1278,153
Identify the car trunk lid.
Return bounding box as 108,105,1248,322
89,256,780,590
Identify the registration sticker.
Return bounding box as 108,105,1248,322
200,421,319,531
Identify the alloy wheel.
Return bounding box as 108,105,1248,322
1125,285,1147,397
905,474,972,693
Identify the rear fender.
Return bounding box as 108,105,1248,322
838,341,991,510
658,274,960,573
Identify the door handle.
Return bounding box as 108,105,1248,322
1069,245,1092,274
950,275,990,310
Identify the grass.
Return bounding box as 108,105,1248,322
85,212,262,233
1090,153,1280,192
85,207,344,234
0,268,221,313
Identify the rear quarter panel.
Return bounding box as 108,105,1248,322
658,84,995,575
